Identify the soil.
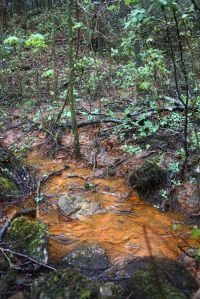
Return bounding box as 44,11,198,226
0,101,199,297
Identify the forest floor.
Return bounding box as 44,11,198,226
0,92,200,296
0,8,200,296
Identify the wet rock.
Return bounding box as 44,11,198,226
6,216,48,264
129,162,167,201
178,248,200,284
26,268,122,299
58,195,104,219
122,258,198,299
105,256,144,280
63,242,110,275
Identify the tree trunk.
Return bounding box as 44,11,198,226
67,0,81,159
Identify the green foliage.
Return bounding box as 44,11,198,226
0,0,199,164
195,247,200,263
171,223,182,231
3,36,20,46
7,216,48,261
106,4,120,13
0,176,17,195
191,226,200,263
124,8,149,29
138,120,159,137
27,268,123,299
25,33,47,48
157,0,167,5
175,148,185,160
122,144,142,155
124,0,139,5
191,226,200,240
34,193,44,204
42,69,54,78
168,162,181,187
72,22,84,31
168,162,180,173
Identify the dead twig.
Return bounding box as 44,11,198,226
36,165,69,196
0,247,56,271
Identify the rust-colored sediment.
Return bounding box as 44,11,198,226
22,152,195,265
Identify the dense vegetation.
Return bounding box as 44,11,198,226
1,0,200,204
1,0,199,160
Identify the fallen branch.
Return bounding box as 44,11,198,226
77,118,122,128
26,104,200,133
36,165,69,196
0,247,56,271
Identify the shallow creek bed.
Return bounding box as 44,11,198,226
0,152,199,298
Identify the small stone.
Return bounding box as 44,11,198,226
100,286,113,297
58,195,102,219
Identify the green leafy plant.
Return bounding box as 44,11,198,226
122,144,142,155
42,69,54,78
34,193,44,204
160,189,168,200
25,33,47,49
3,36,20,47
191,226,200,240
168,162,180,173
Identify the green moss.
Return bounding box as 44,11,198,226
27,269,123,299
128,269,187,299
0,175,17,194
7,216,48,262
28,269,99,299
123,258,198,299
79,289,92,299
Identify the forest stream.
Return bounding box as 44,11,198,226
5,151,198,281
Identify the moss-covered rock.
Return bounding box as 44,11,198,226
6,216,48,264
123,258,198,299
63,242,110,274
0,175,17,196
26,268,122,299
129,162,167,202
129,162,166,192
125,268,187,299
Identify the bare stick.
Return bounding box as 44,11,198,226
0,247,56,271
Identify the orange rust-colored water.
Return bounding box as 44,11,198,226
21,152,194,265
